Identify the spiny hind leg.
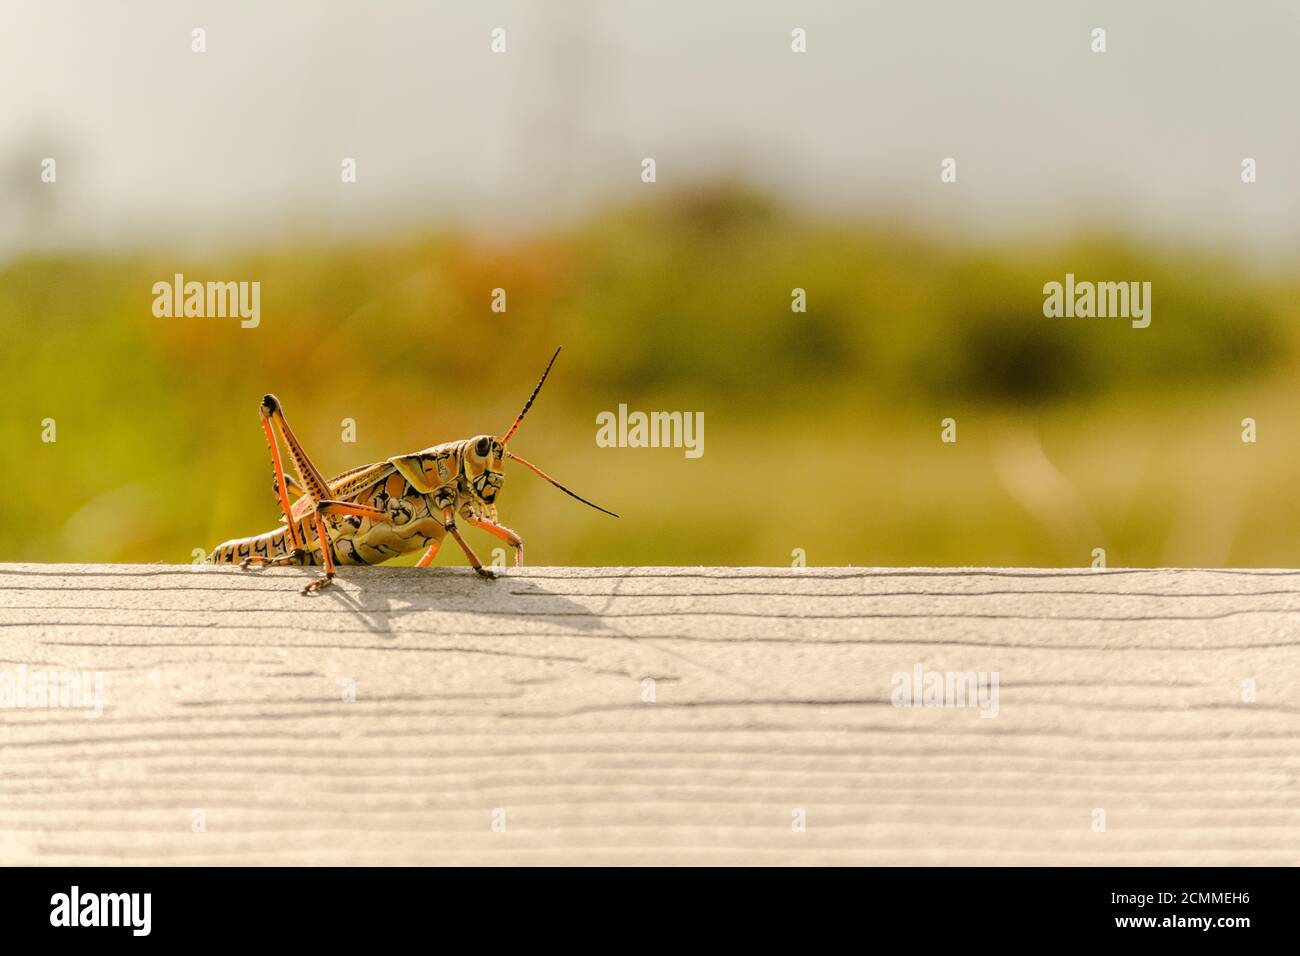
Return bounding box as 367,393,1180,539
272,473,307,503
259,395,391,595
301,514,337,595
260,394,334,503
258,399,306,551
467,517,525,567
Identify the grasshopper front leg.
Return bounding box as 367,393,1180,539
466,516,525,568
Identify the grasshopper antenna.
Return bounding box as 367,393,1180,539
507,451,619,518
502,346,562,446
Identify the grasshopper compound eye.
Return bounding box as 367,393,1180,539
474,437,491,457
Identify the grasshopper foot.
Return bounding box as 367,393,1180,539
243,549,306,572
301,572,335,596
474,566,497,581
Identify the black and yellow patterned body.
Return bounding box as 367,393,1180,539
209,436,506,567
206,349,613,593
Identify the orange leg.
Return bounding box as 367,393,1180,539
240,550,305,570
443,508,495,579
260,415,303,550
260,394,333,501
317,500,388,522
467,516,524,567
302,514,336,595
415,537,443,568
259,395,391,595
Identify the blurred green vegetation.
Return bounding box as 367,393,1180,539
3,184,1299,568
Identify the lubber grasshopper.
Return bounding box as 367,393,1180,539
208,348,617,594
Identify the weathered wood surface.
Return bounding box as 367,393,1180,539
1,563,1297,866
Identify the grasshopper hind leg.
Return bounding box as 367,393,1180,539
259,394,391,596
300,514,337,595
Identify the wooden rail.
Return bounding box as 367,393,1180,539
1,563,1297,865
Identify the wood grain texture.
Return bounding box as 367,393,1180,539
1,563,1298,866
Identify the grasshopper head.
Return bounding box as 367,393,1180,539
463,434,506,506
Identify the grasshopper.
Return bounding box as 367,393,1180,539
208,347,617,594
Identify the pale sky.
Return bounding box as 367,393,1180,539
2,0,1299,261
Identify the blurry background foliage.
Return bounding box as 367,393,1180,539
3,183,1298,569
